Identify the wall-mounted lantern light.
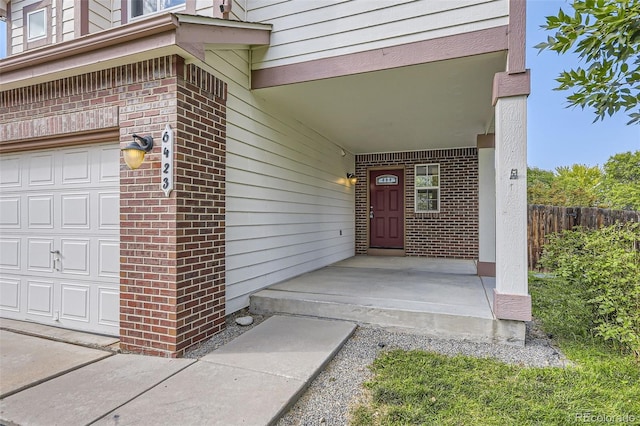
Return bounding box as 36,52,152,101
347,173,357,185
122,134,154,170
510,168,518,180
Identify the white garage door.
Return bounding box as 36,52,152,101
0,143,120,336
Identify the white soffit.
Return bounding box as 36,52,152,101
254,51,507,154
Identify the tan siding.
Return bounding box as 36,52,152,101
111,2,122,26
9,3,25,55
230,0,247,21
88,0,113,33
8,0,34,55
248,0,509,69
194,0,246,20
60,0,74,41
204,49,355,313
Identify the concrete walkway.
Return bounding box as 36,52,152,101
0,315,356,426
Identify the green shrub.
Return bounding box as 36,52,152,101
540,222,640,360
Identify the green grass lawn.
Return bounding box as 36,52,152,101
350,275,640,425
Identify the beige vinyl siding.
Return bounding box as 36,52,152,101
203,49,355,313
88,0,113,33
60,0,74,42
247,0,509,69
194,0,247,20
111,2,122,26
8,1,25,55
230,0,247,21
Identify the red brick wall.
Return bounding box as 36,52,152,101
0,55,227,357
355,148,478,259
173,65,226,355
117,57,183,357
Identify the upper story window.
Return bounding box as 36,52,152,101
415,164,440,213
27,9,47,41
130,0,186,19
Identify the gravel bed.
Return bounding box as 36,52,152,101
185,314,568,425
184,309,268,358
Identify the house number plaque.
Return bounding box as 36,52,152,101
161,124,174,197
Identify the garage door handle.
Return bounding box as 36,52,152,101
50,250,61,271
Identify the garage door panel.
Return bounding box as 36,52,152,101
99,147,120,182
27,239,54,272
27,280,54,317
0,278,21,311
61,194,90,229
29,153,55,186
0,197,20,228
98,193,119,229
0,239,20,270
60,239,90,276
28,195,54,228
60,283,90,322
98,288,119,326
0,157,21,187
62,150,91,185
98,240,119,278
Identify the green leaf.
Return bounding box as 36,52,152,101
537,0,640,125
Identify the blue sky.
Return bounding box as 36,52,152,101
1,1,638,171
526,0,639,170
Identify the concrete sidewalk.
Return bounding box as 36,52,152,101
0,315,356,426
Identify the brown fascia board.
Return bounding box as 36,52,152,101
0,13,271,90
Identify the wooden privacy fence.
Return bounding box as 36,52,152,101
527,205,640,270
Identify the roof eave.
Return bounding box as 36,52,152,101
0,13,272,90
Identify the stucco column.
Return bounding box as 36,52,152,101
493,95,531,321
477,134,496,277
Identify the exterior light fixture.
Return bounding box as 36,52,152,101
122,134,154,170
510,168,518,180
347,173,357,185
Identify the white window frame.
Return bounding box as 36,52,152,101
415,164,440,213
27,9,47,41
129,0,186,20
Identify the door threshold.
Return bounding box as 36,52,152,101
367,248,405,256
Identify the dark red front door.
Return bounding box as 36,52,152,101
369,169,404,249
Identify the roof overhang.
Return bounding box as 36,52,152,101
0,13,271,90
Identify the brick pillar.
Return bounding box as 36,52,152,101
120,57,227,357
174,64,227,355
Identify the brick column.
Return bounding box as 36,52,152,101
174,64,227,355
120,57,227,357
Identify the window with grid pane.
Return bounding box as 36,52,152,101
415,164,440,212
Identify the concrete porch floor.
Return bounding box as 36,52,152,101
250,256,526,346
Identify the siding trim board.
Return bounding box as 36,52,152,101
508,0,526,73
0,128,121,154
251,25,508,88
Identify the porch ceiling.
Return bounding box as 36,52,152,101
254,51,507,154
